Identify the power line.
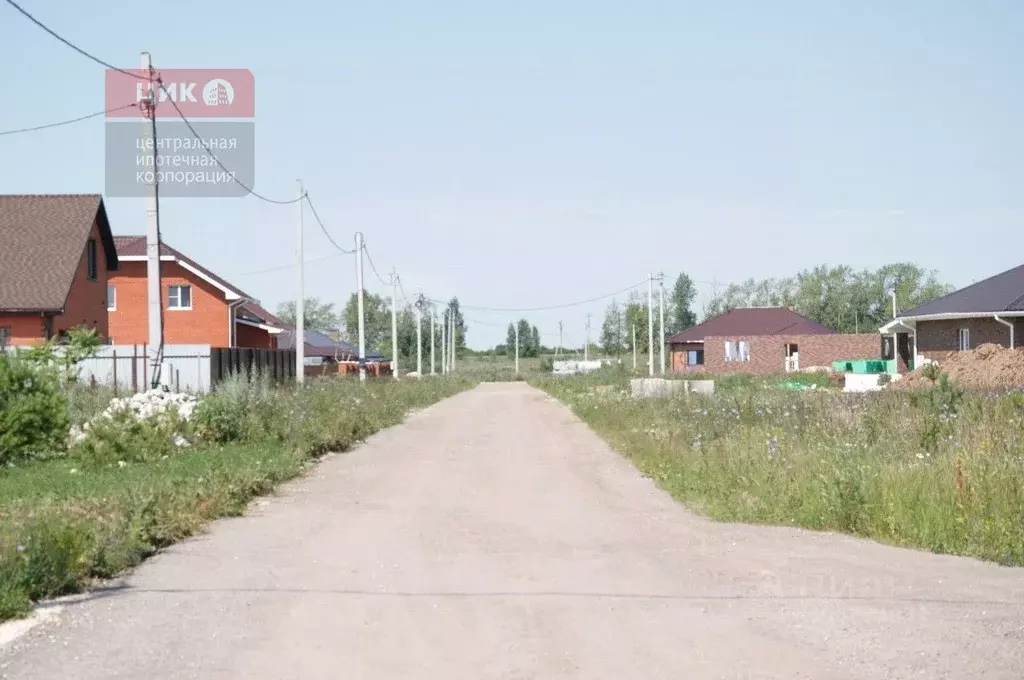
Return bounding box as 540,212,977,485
362,243,390,288
235,251,348,277
435,280,648,313
3,0,140,78
157,83,303,205
304,193,357,253
0,102,137,137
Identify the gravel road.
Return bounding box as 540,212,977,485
2,383,1022,679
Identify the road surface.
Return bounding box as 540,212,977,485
2,383,1022,679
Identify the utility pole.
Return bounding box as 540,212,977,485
585,313,591,362
295,180,305,384
415,294,423,377
647,273,655,377
430,308,436,376
632,324,637,371
514,321,520,374
390,268,399,380
449,302,456,373
141,53,164,389
441,307,447,375
658,272,666,375
891,291,897,318
355,232,366,382
557,321,563,357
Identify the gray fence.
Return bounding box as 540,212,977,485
76,344,213,394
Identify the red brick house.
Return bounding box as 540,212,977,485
669,307,878,374
880,262,1024,370
0,194,119,348
108,236,284,348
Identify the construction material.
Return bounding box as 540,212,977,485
897,343,1024,390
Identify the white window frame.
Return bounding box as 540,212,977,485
106,285,116,311
725,340,750,362
168,284,193,310
958,328,970,352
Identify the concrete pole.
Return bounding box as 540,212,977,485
658,272,666,375
416,297,423,377
295,180,305,384
430,309,436,375
441,308,447,375
632,323,637,370
141,53,164,389
585,313,590,362
514,321,520,374
390,269,399,380
450,303,456,373
647,273,655,377
355,232,366,382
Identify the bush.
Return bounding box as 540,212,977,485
538,357,554,373
191,374,287,444
0,354,68,464
70,407,182,467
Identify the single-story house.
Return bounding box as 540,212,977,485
0,194,119,348
669,307,878,374
880,262,1024,370
277,329,384,365
109,236,285,348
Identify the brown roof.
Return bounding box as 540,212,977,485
668,307,836,344
113,235,251,300
237,300,286,329
0,194,117,312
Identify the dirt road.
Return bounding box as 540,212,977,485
2,383,1022,679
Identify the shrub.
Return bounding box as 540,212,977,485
70,407,182,467
191,374,287,443
0,354,69,464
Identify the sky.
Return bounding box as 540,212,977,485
2,0,1023,348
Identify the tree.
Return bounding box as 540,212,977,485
531,326,541,356
506,323,516,356
668,273,697,333
600,299,626,354
442,297,467,354
343,291,389,352
276,297,340,332
516,318,537,357
623,290,651,354
702,263,953,333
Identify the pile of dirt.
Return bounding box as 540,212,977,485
896,343,1024,390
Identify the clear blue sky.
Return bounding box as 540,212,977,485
2,1,1023,348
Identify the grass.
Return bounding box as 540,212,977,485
536,369,1024,566
0,375,473,621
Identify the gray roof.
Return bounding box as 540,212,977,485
277,329,383,360
0,194,118,311
902,263,1024,317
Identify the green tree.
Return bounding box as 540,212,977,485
623,290,651,354
600,299,626,354
702,263,952,333
668,273,698,333
531,326,541,355
442,297,467,354
506,323,516,356
515,318,536,357
276,297,340,332
343,291,389,352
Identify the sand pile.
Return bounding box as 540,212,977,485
897,343,1024,390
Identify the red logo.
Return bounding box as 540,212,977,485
106,69,254,118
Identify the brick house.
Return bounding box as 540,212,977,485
0,194,119,348
108,236,284,348
668,307,878,375
880,262,1024,370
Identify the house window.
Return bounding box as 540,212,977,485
87,239,98,280
687,349,704,366
0,327,10,352
107,285,116,311
958,328,970,351
724,340,750,362
168,284,192,310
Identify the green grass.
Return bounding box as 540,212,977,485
0,376,473,621
535,374,1024,566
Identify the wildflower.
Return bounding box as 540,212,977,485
916,453,924,459
16,545,25,553
118,460,127,468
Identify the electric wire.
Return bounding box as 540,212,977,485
304,193,357,253
430,280,647,313
361,243,391,288
0,102,137,137
3,0,140,78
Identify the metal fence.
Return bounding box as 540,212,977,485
76,344,213,394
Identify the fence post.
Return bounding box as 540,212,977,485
112,349,119,397
131,345,138,393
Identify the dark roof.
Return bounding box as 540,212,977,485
113,235,251,300
278,329,383,360
900,263,1024,317
237,301,286,329
0,194,118,312
668,307,836,344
